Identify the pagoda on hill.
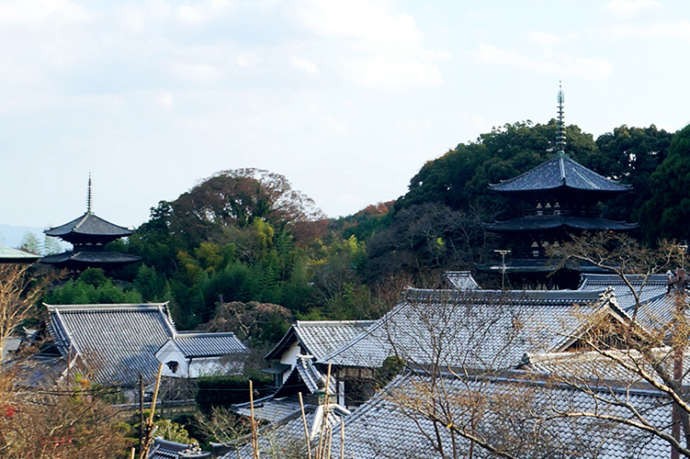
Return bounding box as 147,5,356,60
479,84,637,288
40,176,141,270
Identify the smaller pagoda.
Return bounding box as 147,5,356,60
479,84,637,288
41,176,141,270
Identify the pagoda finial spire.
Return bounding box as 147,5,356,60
87,173,93,214
556,81,566,155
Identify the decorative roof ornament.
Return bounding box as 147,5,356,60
556,81,566,155
87,173,93,214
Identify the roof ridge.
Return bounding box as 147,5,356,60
45,302,168,311
295,320,375,326
174,332,237,338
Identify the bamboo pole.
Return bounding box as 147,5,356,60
298,392,312,459
317,363,332,459
326,425,333,459
130,447,136,459
249,379,259,459
339,419,345,459
139,362,163,459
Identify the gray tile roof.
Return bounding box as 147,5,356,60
525,348,690,386
234,395,302,423
46,303,176,386
578,273,668,310
442,271,480,290
0,246,40,261
320,288,610,370
40,250,142,265
148,437,208,459
489,154,631,193
327,371,671,458
485,215,638,232
265,320,375,361
171,332,247,357
45,212,133,238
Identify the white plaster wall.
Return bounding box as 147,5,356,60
189,357,243,377
279,341,302,383
156,342,189,378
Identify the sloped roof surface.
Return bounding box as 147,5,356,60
40,250,141,265
265,320,374,361
234,395,302,423
489,154,631,193
525,348,690,385
443,271,480,290
485,215,638,232
45,212,133,238
578,273,668,310
321,288,608,369
326,371,669,458
0,246,40,261
172,332,247,357
46,303,175,386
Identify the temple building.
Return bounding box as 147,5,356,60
479,85,637,288
40,176,141,270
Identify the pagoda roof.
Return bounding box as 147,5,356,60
489,154,631,193
40,250,141,267
45,212,133,239
485,215,638,232
476,258,610,274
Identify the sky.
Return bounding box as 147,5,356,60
2,0,690,231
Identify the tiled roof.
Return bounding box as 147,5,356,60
40,250,141,265
485,215,638,232
327,370,670,458
171,332,246,357
265,320,374,361
227,402,348,458
442,271,480,290
525,348,690,385
634,293,690,332
148,437,208,459
489,154,631,193
321,288,609,370
45,212,133,238
0,246,40,261
234,395,302,423
46,303,176,386
578,273,668,310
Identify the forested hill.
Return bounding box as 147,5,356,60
45,121,690,348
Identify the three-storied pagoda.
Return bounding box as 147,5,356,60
41,176,141,270
481,85,637,288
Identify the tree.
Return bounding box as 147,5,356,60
640,124,690,242
19,232,41,255
0,265,52,360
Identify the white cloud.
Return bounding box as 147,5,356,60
236,52,261,69
609,20,690,40
291,56,319,76
291,0,446,89
527,31,562,47
475,44,612,81
605,0,661,17
171,62,223,82
157,91,174,109
0,0,90,26
175,0,233,25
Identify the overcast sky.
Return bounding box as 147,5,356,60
2,0,690,230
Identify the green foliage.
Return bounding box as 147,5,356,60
195,374,273,413
640,124,690,242
45,269,143,305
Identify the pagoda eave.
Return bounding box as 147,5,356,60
484,216,638,233
40,251,142,268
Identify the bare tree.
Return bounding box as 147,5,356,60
0,265,55,361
